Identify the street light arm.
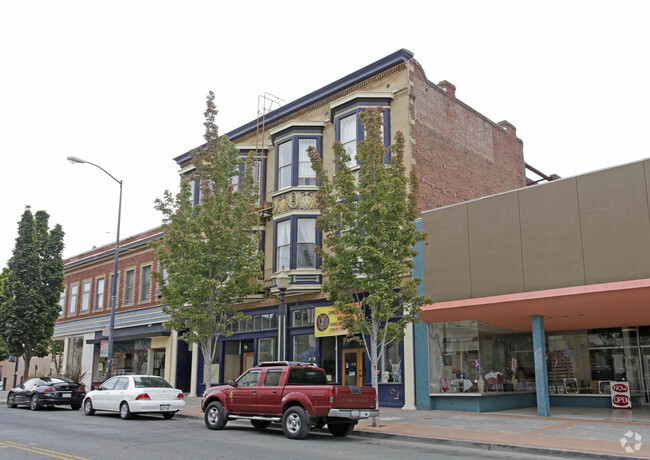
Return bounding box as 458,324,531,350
67,156,122,185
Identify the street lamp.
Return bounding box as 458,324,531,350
276,271,290,361
67,156,122,380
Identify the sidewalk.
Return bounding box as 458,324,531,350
183,395,650,459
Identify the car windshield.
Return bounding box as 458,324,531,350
133,377,172,389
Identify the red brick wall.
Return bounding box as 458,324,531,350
410,61,526,213
58,240,161,324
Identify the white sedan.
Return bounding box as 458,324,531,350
83,375,185,419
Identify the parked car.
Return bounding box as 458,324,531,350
83,375,185,419
201,361,379,439
6,377,86,411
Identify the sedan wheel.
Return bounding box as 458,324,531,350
6,393,17,408
84,399,95,415
30,394,41,411
162,411,175,419
120,402,133,420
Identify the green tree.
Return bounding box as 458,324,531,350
0,207,65,381
152,91,263,389
310,107,429,424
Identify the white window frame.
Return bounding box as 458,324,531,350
59,287,66,317
80,280,91,312
340,114,358,168
278,140,293,190
95,277,105,311
140,265,151,302
276,220,291,271
298,139,317,186
68,284,78,315
124,269,135,305
297,219,316,268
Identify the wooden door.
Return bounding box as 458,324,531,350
342,348,366,386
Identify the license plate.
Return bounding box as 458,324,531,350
160,404,170,411
350,410,360,418
62,393,71,398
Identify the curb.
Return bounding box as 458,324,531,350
350,430,643,460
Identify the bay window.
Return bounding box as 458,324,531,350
276,220,291,271
297,219,315,268
278,141,292,190
275,217,319,271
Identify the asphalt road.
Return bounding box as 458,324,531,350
0,404,569,460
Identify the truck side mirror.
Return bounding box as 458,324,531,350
228,379,237,387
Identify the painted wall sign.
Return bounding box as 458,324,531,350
611,381,632,408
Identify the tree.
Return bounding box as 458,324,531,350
309,107,429,425
152,91,264,390
0,207,65,381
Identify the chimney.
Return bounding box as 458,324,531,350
438,80,456,101
498,120,517,136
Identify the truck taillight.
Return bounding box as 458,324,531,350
328,388,335,406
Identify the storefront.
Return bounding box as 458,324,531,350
427,319,649,410
198,301,406,407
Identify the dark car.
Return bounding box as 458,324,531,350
6,377,86,411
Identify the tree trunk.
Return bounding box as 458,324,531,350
370,334,380,427
201,342,213,394
22,352,32,381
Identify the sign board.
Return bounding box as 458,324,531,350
102,325,110,338
314,306,347,337
100,340,109,358
611,381,632,409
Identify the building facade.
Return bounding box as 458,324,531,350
53,228,191,391
174,49,527,405
415,159,650,414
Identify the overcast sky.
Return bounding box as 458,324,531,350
1,1,649,267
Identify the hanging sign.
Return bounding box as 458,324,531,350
314,306,347,337
100,340,109,358
611,381,632,409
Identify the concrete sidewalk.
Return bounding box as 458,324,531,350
183,395,650,459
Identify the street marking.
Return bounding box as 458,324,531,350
0,441,89,460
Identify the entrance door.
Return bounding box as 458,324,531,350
243,352,255,371
342,348,365,386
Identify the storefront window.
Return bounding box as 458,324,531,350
293,334,316,363
379,342,402,383
321,336,336,383
258,337,277,363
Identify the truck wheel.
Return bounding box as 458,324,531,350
251,420,271,429
282,406,310,440
328,422,354,437
204,401,227,430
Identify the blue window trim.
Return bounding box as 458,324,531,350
273,215,322,272
333,105,392,165
273,134,323,191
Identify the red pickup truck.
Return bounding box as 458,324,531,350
201,361,379,439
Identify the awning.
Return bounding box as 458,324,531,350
418,278,650,332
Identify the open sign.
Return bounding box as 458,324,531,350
610,381,631,409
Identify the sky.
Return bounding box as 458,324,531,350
1,1,649,268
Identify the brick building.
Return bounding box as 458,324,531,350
52,228,188,391
173,49,529,405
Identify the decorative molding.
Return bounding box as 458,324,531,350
272,190,319,214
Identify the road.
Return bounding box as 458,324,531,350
0,404,570,459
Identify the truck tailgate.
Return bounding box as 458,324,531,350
334,386,376,409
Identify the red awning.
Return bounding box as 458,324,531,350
418,278,650,332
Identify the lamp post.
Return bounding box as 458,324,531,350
275,271,290,361
67,156,122,380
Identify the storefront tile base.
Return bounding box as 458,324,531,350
428,392,537,412
550,394,645,408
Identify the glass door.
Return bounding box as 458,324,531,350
342,348,365,386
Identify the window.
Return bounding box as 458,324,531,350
293,333,316,363
80,280,91,312
258,337,277,362
379,342,402,383
340,114,357,167
230,172,240,192
124,269,135,304
264,369,282,386
237,369,262,387
95,278,105,311
276,220,290,271
68,284,78,315
140,266,151,302
59,288,66,317
292,308,314,327
298,139,316,185
278,141,292,190
297,219,315,268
